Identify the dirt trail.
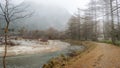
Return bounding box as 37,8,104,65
66,43,120,68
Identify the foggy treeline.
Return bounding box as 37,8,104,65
66,0,120,44
101,0,120,44
0,0,120,43
18,27,65,39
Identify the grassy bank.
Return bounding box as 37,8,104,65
42,40,96,68
99,40,120,46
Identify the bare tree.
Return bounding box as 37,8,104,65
115,0,120,40
109,0,116,44
75,8,81,40
67,8,99,41
87,0,99,41
0,0,32,68
67,15,75,39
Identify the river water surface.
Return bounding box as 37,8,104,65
0,44,85,68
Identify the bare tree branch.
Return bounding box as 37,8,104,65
0,3,5,14
0,13,4,16
9,2,30,14
9,9,28,18
11,12,33,21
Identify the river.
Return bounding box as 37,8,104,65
0,44,85,68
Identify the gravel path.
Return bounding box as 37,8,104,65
66,43,120,68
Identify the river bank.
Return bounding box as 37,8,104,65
43,40,96,68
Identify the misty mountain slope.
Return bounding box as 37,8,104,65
0,1,71,30
21,1,71,30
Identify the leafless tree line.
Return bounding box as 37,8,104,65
99,0,120,44
66,0,120,44
66,0,100,41
18,27,66,40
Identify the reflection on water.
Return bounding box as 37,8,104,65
0,45,85,68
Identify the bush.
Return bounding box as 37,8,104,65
67,49,81,57
100,40,120,46
99,40,113,44
115,41,120,46
42,55,68,68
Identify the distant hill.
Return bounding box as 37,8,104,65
12,1,71,31
0,1,71,31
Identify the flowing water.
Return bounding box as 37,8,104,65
0,45,85,68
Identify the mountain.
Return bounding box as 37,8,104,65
14,1,71,31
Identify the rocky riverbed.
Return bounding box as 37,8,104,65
0,39,70,57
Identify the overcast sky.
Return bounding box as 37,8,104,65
16,0,90,14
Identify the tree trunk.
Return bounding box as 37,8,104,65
110,0,116,44
116,0,120,40
3,22,9,68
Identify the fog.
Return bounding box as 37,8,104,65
25,0,90,13
0,0,90,30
